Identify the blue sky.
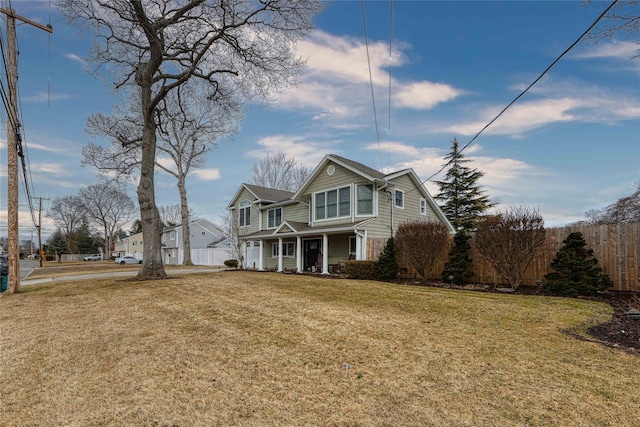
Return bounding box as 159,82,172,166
0,0,639,241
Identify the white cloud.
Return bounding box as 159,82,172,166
247,135,335,167
277,30,463,126
193,168,221,181
22,91,73,103
574,41,639,60
65,53,86,64
25,141,71,154
30,162,72,176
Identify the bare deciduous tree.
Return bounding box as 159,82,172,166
395,220,450,279
575,182,640,225
219,209,246,268
59,0,324,279
586,0,640,58
47,195,89,253
250,150,311,192
78,183,137,259
474,206,546,289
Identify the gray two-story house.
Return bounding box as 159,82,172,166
227,154,454,273
161,218,224,265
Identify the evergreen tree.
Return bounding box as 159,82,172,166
434,138,493,232
441,231,474,285
545,232,613,296
377,237,398,280
46,229,69,263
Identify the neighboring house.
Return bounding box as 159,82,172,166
113,232,144,260
161,218,224,265
227,153,454,274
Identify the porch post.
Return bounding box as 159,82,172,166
277,237,283,272
322,233,329,275
258,240,264,271
355,234,362,261
296,236,302,273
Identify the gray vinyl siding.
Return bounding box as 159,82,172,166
188,221,220,249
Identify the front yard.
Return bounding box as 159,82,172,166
1,271,638,425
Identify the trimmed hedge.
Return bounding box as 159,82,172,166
224,259,238,268
345,260,379,280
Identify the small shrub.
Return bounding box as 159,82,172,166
441,231,473,285
377,237,398,280
395,220,449,279
345,261,379,280
545,232,613,296
224,259,238,268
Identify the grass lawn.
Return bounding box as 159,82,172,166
1,271,638,426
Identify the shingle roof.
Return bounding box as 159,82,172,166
329,154,386,180
244,184,294,202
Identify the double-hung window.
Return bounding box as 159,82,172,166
356,184,373,215
239,200,251,227
272,242,295,257
267,207,282,228
395,189,404,209
420,198,427,215
315,186,350,220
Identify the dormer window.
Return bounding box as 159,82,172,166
239,200,251,227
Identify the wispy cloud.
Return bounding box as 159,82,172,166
246,135,336,167
22,91,73,103
574,41,639,60
24,141,69,154
65,53,86,64
30,162,72,176
277,30,463,127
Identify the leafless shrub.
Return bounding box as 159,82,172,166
395,220,450,279
474,206,546,289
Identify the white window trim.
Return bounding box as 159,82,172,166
239,200,251,227
395,189,405,209
267,207,283,229
313,186,351,222
420,197,427,215
170,231,176,240
356,183,375,217
272,241,295,258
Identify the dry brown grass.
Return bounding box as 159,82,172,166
1,271,638,426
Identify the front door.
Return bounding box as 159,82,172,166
303,239,322,271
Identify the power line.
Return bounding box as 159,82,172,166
360,0,383,173
420,0,620,187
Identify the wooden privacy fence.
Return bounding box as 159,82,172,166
373,223,640,291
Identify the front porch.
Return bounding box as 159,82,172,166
242,230,367,275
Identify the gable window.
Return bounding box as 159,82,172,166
356,184,373,215
272,242,295,257
201,231,206,236
239,200,251,227
395,189,404,209
315,187,350,220
268,207,282,228
420,198,427,215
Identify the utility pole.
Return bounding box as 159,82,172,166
0,8,52,293
35,197,48,268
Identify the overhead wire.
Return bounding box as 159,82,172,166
416,0,620,189
360,0,384,173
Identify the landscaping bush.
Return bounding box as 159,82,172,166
223,259,239,268
545,232,613,296
441,231,473,285
395,220,449,279
345,261,379,280
377,237,398,280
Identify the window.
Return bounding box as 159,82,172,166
201,231,206,236
315,187,350,220
349,236,356,255
268,207,282,228
171,249,176,257
356,184,373,215
162,234,166,242
170,231,175,240
395,189,404,209
239,200,251,227
272,242,295,257
420,198,427,215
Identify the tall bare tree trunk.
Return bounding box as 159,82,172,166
178,177,192,265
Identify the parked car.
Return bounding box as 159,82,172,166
83,254,102,261
27,254,39,259
114,255,142,265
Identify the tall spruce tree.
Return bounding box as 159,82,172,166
434,138,493,231
436,138,493,284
